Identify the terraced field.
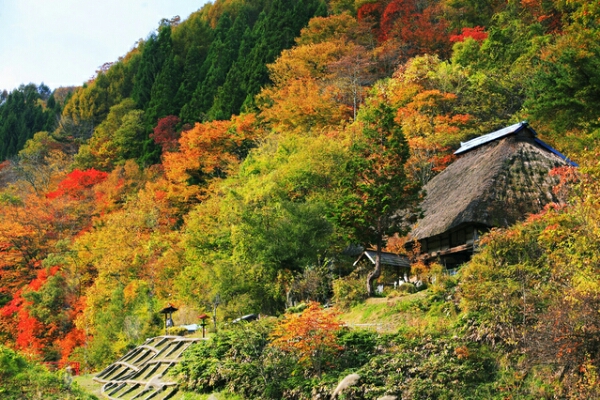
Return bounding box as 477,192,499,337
94,335,203,400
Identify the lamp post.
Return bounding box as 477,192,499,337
198,314,209,338
212,294,220,332
159,303,178,335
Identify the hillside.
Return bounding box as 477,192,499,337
0,0,600,398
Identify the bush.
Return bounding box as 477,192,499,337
336,329,380,370
342,335,498,399
398,282,416,294
172,318,296,399
0,345,96,400
285,303,308,314
332,275,367,310
168,326,190,336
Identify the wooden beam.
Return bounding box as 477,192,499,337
417,243,473,260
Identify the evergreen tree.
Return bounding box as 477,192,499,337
0,84,54,160
239,0,326,113
332,92,421,296
144,42,182,130
132,25,172,110
173,43,209,115
207,26,256,120
180,13,234,123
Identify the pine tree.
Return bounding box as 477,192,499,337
173,43,209,116
239,0,325,113
132,25,172,110
144,49,182,130
180,13,244,123
0,84,53,160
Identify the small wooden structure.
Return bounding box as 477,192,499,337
407,121,576,269
354,250,411,290
159,304,178,335
198,313,209,338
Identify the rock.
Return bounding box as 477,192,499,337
331,373,360,399
144,375,164,391
377,396,398,400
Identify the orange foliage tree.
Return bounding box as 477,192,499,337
357,0,451,61
270,302,343,376
0,162,109,359
387,55,477,184
161,113,259,202
258,39,357,132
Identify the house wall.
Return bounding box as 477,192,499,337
420,225,477,254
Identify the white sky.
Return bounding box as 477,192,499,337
0,0,212,92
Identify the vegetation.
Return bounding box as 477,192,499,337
0,344,96,399
0,0,599,398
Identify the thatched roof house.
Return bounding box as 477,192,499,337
407,121,576,268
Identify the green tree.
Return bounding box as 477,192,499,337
179,132,349,315
525,24,600,133
173,43,209,115
132,25,172,111
180,13,234,123
0,84,54,160
233,0,325,114
332,84,421,296
73,99,145,170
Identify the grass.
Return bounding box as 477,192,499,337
339,290,429,332
73,373,103,399
178,392,244,400
338,288,459,337
73,371,243,400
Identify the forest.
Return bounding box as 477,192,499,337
1,0,600,398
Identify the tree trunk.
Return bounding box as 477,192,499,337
366,242,382,296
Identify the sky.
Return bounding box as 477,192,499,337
0,0,212,92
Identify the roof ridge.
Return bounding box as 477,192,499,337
455,121,529,155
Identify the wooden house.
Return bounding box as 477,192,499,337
407,121,576,269
353,250,411,292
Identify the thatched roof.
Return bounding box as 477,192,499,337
409,122,573,241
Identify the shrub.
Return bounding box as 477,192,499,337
0,345,96,400
398,282,416,294
286,303,308,314
336,329,379,370
172,318,295,399
332,274,367,310
168,326,189,336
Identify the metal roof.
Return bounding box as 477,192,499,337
534,138,578,167
454,121,529,155
353,250,410,268
453,121,578,167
